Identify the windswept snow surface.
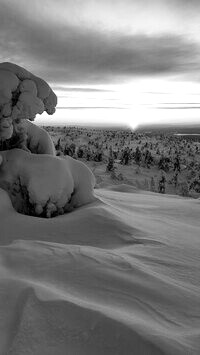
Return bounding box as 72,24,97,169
0,186,200,354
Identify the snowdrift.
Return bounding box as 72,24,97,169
0,186,200,354
0,150,96,218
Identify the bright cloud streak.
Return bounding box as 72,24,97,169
35,77,200,129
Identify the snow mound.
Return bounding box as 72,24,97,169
0,149,96,217
0,188,200,354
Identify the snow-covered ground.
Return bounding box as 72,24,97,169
0,185,200,354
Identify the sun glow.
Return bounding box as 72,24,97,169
35,78,200,129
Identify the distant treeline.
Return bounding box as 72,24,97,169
136,124,200,135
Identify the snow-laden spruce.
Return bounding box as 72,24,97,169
0,149,96,217
0,62,96,217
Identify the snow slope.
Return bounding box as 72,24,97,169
0,186,200,354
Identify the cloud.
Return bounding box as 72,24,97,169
157,106,200,110
56,106,126,110
52,86,114,92
0,1,200,84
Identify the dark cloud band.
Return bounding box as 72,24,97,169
0,1,200,84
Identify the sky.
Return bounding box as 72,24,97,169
1,0,200,129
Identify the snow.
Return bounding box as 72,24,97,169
15,120,56,155
0,149,96,217
0,185,200,354
0,62,199,353
0,62,57,141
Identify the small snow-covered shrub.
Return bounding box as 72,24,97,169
135,166,141,175
106,157,114,172
189,176,200,193
110,168,117,180
150,177,156,192
177,181,189,197
144,178,149,190
117,173,124,181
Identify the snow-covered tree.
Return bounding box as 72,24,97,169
0,63,96,217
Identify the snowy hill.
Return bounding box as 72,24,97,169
0,186,200,354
